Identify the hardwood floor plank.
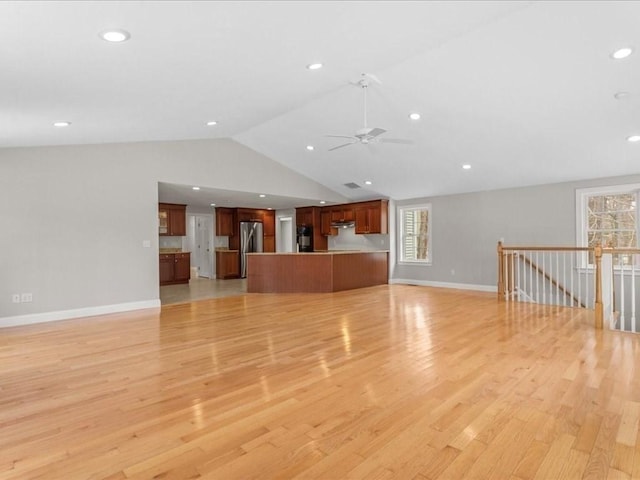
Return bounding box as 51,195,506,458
1,285,640,479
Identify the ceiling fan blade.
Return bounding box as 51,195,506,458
328,142,356,151
379,138,413,145
368,127,387,138
326,134,357,140
364,73,382,85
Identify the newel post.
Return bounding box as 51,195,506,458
497,241,504,300
594,245,603,329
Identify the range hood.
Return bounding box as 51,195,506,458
330,220,355,228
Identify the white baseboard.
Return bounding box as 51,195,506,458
390,278,497,293
0,299,161,328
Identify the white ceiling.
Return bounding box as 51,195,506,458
2,1,640,207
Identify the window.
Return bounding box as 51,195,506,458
576,184,640,267
398,204,431,264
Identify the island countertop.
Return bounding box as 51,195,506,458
247,250,389,255
246,250,388,293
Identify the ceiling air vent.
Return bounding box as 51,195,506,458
344,182,361,189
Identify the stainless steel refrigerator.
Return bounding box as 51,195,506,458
240,221,263,278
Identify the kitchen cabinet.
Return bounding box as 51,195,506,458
263,235,275,253
215,207,235,236
237,208,262,223
159,252,191,285
295,206,328,250
216,250,239,279
296,207,314,226
355,200,388,234
320,210,337,236
262,210,275,252
262,210,275,236
159,203,187,236
330,206,354,223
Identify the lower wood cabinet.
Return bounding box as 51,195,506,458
216,250,240,279
159,252,191,285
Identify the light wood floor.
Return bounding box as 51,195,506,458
1,285,639,479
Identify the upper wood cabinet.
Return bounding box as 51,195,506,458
262,210,275,236
237,208,262,223
354,200,388,234
320,210,337,236
330,206,355,223
158,203,186,236
215,207,235,236
296,207,314,226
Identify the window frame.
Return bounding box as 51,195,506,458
575,183,640,269
397,203,432,266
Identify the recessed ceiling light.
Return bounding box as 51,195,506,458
267,208,273,210
210,203,216,206
306,145,314,151
259,194,266,198
612,47,633,59
409,113,421,120
53,121,71,127
462,164,472,170
100,29,130,43
364,180,372,185
306,63,323,70
320,201,326,204
192,186,200,190
627,135,640,142
206,121,218,126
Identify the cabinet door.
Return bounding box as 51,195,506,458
330,208,343,222
216,251,239,278
263,235,275,252
263,210,275,236
159,254,175,284
225,252,239,277
159,210,169,235
170,207,186,236
342,207,355,222
174,253,191,281
215,208,234,236
296,208,312,226
320,210,336,236
354,208,369,234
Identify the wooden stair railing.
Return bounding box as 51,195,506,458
517,253,585,308
498,242,603,329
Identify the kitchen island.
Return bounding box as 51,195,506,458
246,251,388,293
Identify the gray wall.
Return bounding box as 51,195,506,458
0,138,346,320
392,174,640,289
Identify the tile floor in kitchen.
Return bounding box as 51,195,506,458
159,277,247,305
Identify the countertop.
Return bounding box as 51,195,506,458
159,250,191,254
247,250,388,255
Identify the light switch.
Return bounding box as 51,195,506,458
142,240,151,248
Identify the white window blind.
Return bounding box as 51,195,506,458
398,204,431,264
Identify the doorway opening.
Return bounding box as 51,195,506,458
277,216,294,252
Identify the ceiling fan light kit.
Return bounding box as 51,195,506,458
326,73,413,151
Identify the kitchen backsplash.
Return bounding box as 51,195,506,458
215,236,229,248
159,236,184,249
328,227,389,251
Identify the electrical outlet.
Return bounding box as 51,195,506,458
21,293,33,303
12,294,21,303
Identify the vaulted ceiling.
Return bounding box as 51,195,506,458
2,1,639,205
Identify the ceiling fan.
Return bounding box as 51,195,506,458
327,73,413,151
